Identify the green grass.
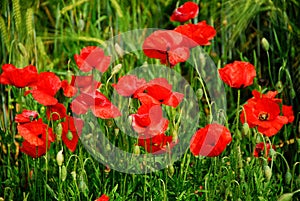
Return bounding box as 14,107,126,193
0,0,300,200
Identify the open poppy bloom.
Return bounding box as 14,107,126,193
240,90,289,137
190,123,232,157
218,61,256,88
46,103,67,121
170,1,199,22
72,75,101,95
131,104,169,137
141,78,184,107
26,72,61,106
138,133,176,154
74,46,111,73
18,119,56,158
15,109,39,124
61,116,84,152
95,194,110,201
113,75,146,97
143,30,190,67
0,64,38,88
253,142,275,161
71,91,121,119
174,21,216,47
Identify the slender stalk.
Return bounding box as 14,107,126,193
235,89,241,131
266,51,274,87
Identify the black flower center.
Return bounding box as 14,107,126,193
258,112,270,121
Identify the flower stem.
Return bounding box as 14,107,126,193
235,89,241,131
266,51,274,87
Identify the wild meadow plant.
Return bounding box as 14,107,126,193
0,0,299,200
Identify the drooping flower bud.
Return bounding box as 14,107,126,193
263,165,272,181
285,171,292,185
261,37,269,52
56,149,64,167
61,165,67,181
133,144,140,155
277,193,294,201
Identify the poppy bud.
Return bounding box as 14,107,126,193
71,171,76,180
67,131,73,140
55,123,63,141
61,165,67,181
277,193,294,201
285,171,292,185
261,38,269,52
167,164,175,177
78,19,85,31
56,149,64,166
66,70,73,83
290,88,296,99
275,81,283,93
196,88,203,99
242,123,250,136
40,106,45,114
111,64,122,75
115,43,125,58
133,144,140,155
264,165,272,181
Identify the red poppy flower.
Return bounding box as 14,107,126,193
46,103,67,121
142,78,184,107
240,90,288,137
170,1,199,22
135,93,161,106
132,104,169,137
282,105,294,123
0,64,38,88
71,91,121,119
113,75,146,97
61,116,84,152
18,118,55,146
253,142,275,161
15,109,38,123
88,90,121,119
70,93,91,115
190,123,232,157
74,46,111,73
143,30,190,67
20,140,49,158
61,80,77,97
138,133,176,154
95,194,110,201
174,21,216,47
26,72,61,106
72,75,101,94
218,61,256,88
18,119,55,158
91,101,121,119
